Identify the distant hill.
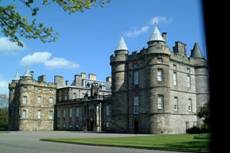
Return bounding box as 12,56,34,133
0,94,8,108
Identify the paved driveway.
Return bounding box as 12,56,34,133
0,131,190,153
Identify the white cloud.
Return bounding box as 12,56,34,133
125,26,150,38
150,16,173,25
0,37,25,52
20,52,79,69
44,57,79,69
21,52,52,66
124,16,172,38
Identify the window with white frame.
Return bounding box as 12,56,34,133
22,96,28,105
134,71,139,85
37,96,42,104
21,109,27,119
186,74,191,88
48,111,53,119
76,107,80,117
49,97,53,104
133,96,139,114
72,93,77,99
157,69,163,81
157,95,164,110
188,98,192,111
173,72,177,86
174,97,178,111
37,111,41,119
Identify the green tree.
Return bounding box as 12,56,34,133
197,103,209,129
0,0,109,47
0,107,8,130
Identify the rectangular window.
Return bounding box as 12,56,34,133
188,98,192,111
63,109,66,118
48,111,53,119
21,109,27,119
157,57,163,63
22,96,28,105
133,96,139,114
174,97,178,111
57,109,61,118
64,95,67,100
73,93,77,99
69,108,73,118
173,64,177,70
37,96,42,104
134,71,139,85
106,105,111,116
76,107,80,117
157,69,163,81
37,111,41,119
157,95,164,110
187,67,191,73
173,72,177,86
49,97,53,104
186,74,191,88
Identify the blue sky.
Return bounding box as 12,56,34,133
0,0,206,94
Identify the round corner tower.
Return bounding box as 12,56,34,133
110,37,129,132
146,26,172,134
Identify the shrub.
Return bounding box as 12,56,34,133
193,133,210,139
186,126,209,134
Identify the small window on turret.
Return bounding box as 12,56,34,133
173,64,177,70
157,69,163,82
157,57,163,63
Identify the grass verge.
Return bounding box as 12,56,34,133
41,134,209,153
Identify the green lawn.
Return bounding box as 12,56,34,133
41,134,209,152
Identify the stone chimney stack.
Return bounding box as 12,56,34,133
54,75,65,88
162,32,167,42
38,75,46,82
88,73,96,81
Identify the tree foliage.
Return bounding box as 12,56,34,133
0,107,8,130
0,0,109,47
197,103,209,129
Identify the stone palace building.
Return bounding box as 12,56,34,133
8,26,209,134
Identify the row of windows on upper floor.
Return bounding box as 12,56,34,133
57,105,111,119
21,87,55,94
133,95,193,114
133,69,191,88
132,58,192,72
22,96,54,105
21,109,53,120
80,80,109,90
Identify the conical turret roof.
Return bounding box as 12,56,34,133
14,72,20,80
24,69,32,77
116,37,128,50
191,42,203,58
149,26,165,42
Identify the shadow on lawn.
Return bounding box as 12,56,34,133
164,140,209,153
